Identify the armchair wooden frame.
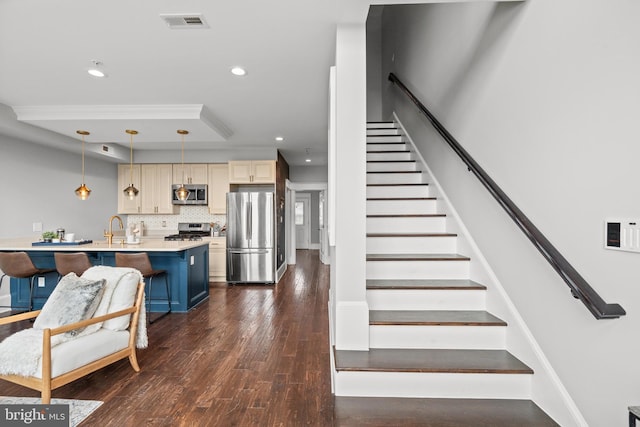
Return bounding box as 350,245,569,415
0,281,145,404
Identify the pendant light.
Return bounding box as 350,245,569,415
123,129,139,200
175,130,190,201
75,130,91,200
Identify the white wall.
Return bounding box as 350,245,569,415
333,23,368,350
380,2,640,426
0,134,117,240
289,165,328,182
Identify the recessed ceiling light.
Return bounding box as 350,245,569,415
87,69,106,78
87,60,107,78
275,136,284,142
230,66,247,76
305,158,311,163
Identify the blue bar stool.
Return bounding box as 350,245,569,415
0,252,56,312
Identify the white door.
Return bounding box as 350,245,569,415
295,193,311,249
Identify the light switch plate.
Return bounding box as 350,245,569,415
605,219,640,253
38,277,46,287
190,255,194,265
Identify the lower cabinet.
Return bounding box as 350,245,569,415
208,237,226,282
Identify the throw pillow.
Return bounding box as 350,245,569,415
33,272,106,336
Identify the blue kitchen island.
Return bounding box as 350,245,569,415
0,238,209,313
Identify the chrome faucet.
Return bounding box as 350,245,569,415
104,215,124,245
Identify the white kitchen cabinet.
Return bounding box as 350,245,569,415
117,163,142,214
173,163,208,185
141,164,176,214
208,237,226,282
228,160,276,184
208,163,229,214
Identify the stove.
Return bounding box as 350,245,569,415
164,222,211,241
164,234,206,241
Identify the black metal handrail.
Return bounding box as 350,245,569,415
388,72,625,319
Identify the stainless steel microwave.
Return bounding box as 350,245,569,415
171,184,208,205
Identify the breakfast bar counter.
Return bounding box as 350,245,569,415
0,238,209,313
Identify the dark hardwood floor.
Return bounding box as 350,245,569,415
0,250,333,426
0,250,556,426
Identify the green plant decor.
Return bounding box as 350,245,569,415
42,231,57,241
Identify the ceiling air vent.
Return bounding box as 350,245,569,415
160,13,209,29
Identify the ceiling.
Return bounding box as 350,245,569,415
0,0,347,166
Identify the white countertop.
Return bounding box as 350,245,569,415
0,237,209,252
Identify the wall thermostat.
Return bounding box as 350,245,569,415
605,219,640,253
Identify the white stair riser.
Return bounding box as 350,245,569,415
367,199,437,215
367,185,430,198
366,259,470,281
367,143,408,151
367,216,446,233
369,325,506,350
367,289,485,310
367,135,404,143
367,172,424,185
367,128,400,136
334,371,531,399
367,236,457,253
367,122,397,129
367,152,413,161
367,162,418,172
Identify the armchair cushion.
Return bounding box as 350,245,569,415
33,273,106,336
36,329,129,379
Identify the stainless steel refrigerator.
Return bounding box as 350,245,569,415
226,192,275,283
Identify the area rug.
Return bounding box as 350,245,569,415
0,396,102,426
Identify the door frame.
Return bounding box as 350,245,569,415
295,192,312,250
285,180,328,265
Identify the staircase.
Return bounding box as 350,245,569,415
332,122,559,425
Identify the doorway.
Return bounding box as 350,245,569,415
295,193,311,249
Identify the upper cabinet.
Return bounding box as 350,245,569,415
228,160,276,184
141,164,176,214
172,164,208,185
208,164,229,214
117,164,141,214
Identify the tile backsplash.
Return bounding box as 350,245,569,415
127,206,226,235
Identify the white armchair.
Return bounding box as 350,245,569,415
0,266,147,403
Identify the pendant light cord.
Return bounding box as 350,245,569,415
129,132,134,184
181,132,186,184
81,134,86,184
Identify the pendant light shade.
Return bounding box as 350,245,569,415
124,129,139,200
75,130,91,200
175,129,190,202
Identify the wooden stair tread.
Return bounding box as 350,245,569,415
367,197,435,201
367,160,416,163
367,183,428,187
367,213,445,218
366,279,486,290
367,232,456,237
367,170,421,174
370,310,506,326
366,253,470,261
334,348,533,374
367,150,411,154
334,397,559,426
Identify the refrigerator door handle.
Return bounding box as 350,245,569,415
247,202,252,245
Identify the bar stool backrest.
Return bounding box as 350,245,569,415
0,252,39,278
54,252,93,277
115,253,153,276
